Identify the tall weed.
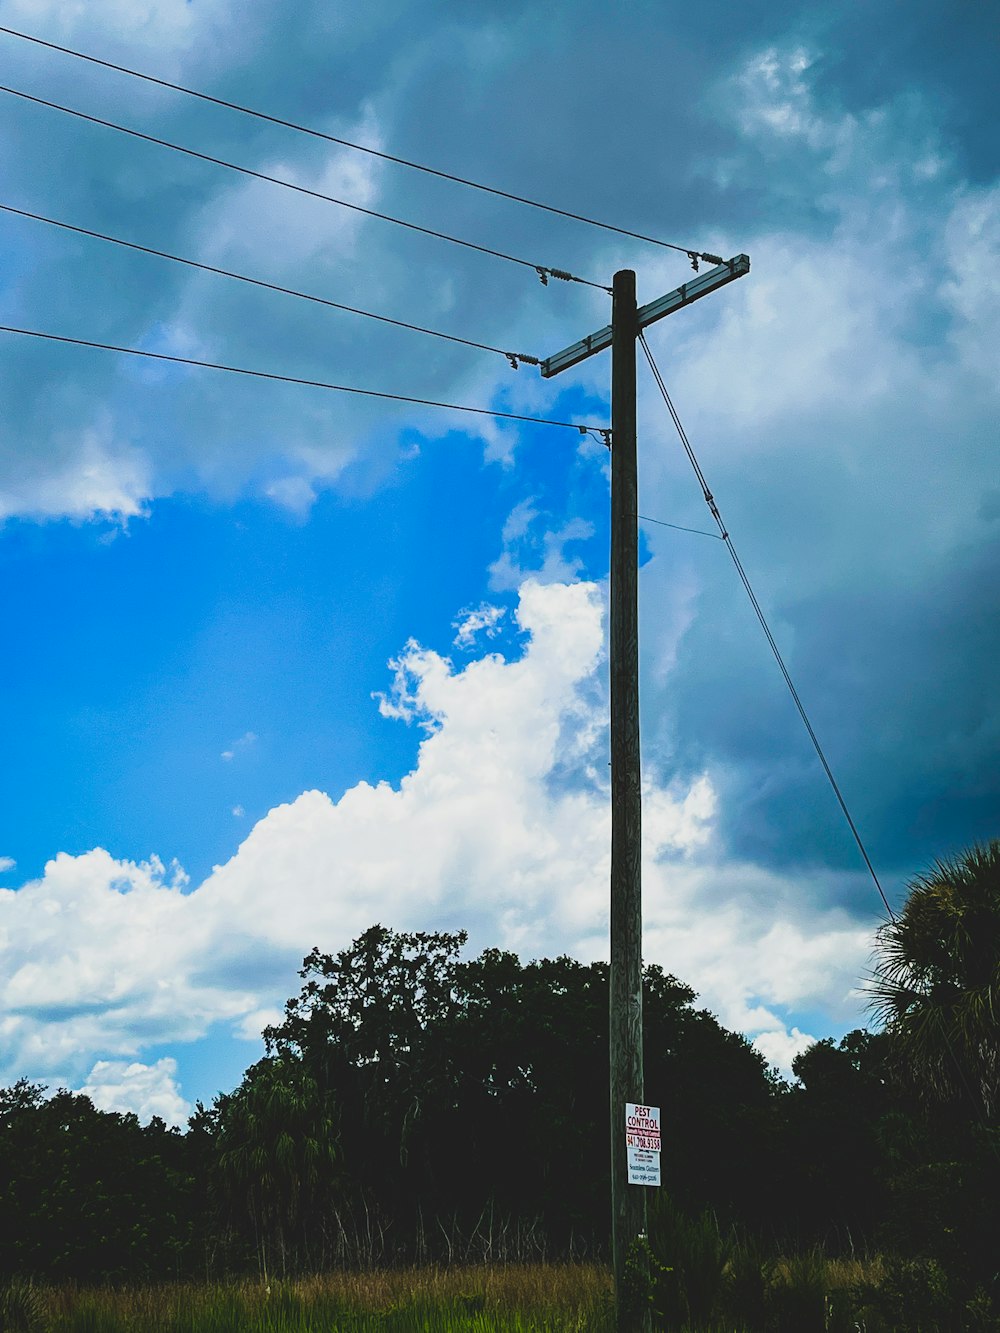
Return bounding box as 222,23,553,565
646,1194,728,1327
0,1278,49,1333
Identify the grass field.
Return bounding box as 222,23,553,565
5,1252,987,1330
25,1264,615,1331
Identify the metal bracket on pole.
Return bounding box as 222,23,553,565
539,254,750,379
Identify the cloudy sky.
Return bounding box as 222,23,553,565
1,1,996,1126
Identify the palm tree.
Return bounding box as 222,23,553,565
216,1056,338,1276
869,839,1000,1117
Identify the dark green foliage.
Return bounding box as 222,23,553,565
780,1029,1000,1294
779,1030,897,1243
210,1057,338,1276
864,842,1000,1293
0,1081,203,1283
853,1256,956,1332
0,926,779,1283
617,1232,665,1327
869,838,1000,1117
262,925,777,1264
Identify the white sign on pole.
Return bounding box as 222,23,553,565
625,1102,661,1187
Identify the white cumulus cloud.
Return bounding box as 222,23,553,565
453,602,506,648
752,1026,817,1077
78,1057,190,1129
0,578,877,1112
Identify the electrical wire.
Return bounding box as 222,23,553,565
0,201,540,368
638,329,896,921
0,83,610,292
637,513,723,540
0,23,724,268
0,322,608,439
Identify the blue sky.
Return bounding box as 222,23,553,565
0,1,997,1124
1,401,609,888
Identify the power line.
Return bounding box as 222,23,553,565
0,83,610,292
0,23,724,269
0,201,540,368
0,322,610,440
638,329,895,921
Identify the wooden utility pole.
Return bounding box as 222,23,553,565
608,268,647,1304
540,253,750,1331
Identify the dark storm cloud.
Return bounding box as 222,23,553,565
1,0,986,510
804,2,1000,182
0,0,850,513
655,530,1000,886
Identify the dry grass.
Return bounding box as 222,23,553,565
769,1252,885,1289
21,1254,933,1331
275,1261,612,1314
39,1263,614,1331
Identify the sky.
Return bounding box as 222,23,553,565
1,0,997,1127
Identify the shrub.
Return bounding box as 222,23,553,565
767,1247,828,1333
868,1256,953,1331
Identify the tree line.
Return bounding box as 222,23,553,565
1,842,997,1297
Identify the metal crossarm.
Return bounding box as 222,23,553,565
539,253,750,378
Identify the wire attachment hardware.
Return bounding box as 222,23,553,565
584,428,612,449
576,427,611,448
578,426,610,447
504,352,540,370
688,251,700,272
537,264,613,294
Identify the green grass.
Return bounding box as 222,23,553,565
10,1252,997,1331
35,1265,614,1332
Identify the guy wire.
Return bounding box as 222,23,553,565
637,329,895,921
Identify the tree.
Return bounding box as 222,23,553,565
0,1084,201,1282
868,838,1000,1116
213,1056,338,1276
263,925,779,1262
864,841,1000,1287
783,1032,897,1243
